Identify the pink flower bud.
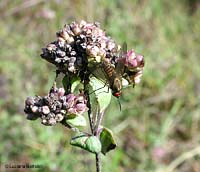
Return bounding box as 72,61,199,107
66,94,76,108
60,29,70,40
127,50,133,57
25,97,35,106
76,95,86,104
107,41,115,51
42,106,50,114
31,106,38,113
136,54,144,63
47,43,56,51
80,20,87,28
55,113,64,122
71,22,81,35
41,119,47,124
86,45,100,57
67,107,76,114
49,118,57,125
130,59,138,67
75,103,88,114
125,50,137,68
57,37,65,47
124,50,144,71
100,41,106,49
58,88,65,97
66,36,74,44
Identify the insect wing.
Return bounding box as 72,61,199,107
89,63,110,85
116,42,127,75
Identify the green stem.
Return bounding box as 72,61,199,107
84,78,101,172
84,77,94,134
94,112,103,172
94,111,104,135
95,153,101,172
87,91,94,134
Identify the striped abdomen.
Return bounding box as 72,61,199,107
102,59,122,97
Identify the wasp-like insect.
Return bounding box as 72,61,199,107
101,43,127,98
101,58,122,97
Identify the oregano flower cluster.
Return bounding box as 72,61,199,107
40,20,144,87
24,21,145,166
24,84,88,126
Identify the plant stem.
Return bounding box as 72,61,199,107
94,111,104,135
86,91,94,134
84,77,94,134
84,78,102,172
94,112,103,172
95,153,101,172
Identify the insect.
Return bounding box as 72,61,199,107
101,42,127,98
101,58,122,97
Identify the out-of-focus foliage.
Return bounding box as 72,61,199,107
0,0,199,172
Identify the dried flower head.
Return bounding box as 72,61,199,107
37,21,145,102
24,85,88,126
40,20,119,75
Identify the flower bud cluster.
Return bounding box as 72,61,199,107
121,50,145,85
41,20,118,74
24,86,88,126
125,50,144,71
40,20,144,98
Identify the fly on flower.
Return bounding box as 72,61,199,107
87,43,127,98
101,42,128,98
92,41,145,98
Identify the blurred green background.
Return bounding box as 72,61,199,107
0,0,199,172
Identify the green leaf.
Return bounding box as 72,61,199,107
89,77,111,113
85,136,102,154
66,113,76,119
71,77,81,93
70,134,88,149
66,114,86,127
62,75,81,92
70,135,101,154
100,127,117,155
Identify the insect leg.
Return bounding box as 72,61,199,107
89,80,109,95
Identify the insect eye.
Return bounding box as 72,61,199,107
113,92,121,97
